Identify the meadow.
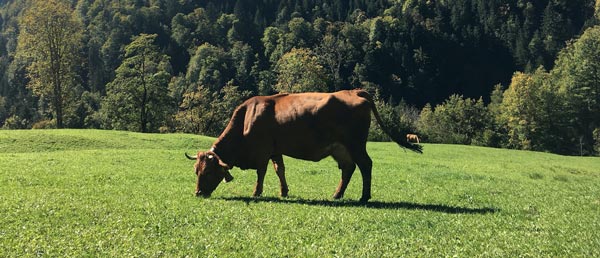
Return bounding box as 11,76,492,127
0,129,599,257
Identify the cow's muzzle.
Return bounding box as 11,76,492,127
195,191,211,198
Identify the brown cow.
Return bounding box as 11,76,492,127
406,134,420,143
186,89,422,202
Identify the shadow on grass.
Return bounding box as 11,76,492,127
219,196,498,214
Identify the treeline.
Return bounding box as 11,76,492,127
0,0,599,155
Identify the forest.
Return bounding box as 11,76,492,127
0,0,599,155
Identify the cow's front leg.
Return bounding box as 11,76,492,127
253,165,268,197
271,155,288,197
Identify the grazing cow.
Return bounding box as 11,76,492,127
186,90,422,202
406,134,420,143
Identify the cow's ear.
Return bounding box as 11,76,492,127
207,151,231,169
223,170,234,183
216,158,230,169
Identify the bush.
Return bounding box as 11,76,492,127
471,129,503,147
2,115,29,129
417,95,491,145
71,91,103,129
0,96,6,124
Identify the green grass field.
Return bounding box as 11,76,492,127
1,129,599,256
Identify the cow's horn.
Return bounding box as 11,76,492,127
185,153,198,160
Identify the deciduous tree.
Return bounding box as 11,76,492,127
101,34,172,133
186,43,232,91
16,0,83,128
275,48,327,93
499,69,567,152
417,94,491,145
553,25,600,154
175,82,250,136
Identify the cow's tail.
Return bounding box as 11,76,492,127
358,90,423,154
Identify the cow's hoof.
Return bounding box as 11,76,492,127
332,193,343,199
280,188,289,198
196,192,211,198
359,196,371,203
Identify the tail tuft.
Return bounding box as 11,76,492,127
358,89,423,154
402,141,423,154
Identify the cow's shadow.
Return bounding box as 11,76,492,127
219,196,498,214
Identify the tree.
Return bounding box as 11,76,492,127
500,72,541,150
16,0,83,128
286,17,314,48
275,48,328,93
594,128,600,155
417,103,435,142
596,0,600,22
101,34,172,133
541,1,568,68
230,41,256,91
174,84,212,134
186,43,233,91
175,82,250,136
552,25,600,154
171,8,216,54
485,84,508,147
315,22,352,91
417,94,491,145
499,69,567,152
262,26,285,64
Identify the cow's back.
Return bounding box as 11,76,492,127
240,90,372,161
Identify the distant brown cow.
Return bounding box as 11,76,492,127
406,134,420,143
186,90,422,202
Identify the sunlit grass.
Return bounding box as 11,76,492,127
1,129,599,256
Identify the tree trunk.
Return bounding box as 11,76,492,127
139,53,147,133
55,93,63,128
50,37,63,129
140,85,147,133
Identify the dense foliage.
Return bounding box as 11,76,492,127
0,0,598,155
99,33,172,133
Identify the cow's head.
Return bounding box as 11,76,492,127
185,151,234,198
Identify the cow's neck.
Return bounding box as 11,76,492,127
211,132,239,168
210,105,246,168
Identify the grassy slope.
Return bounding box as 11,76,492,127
0,129,599,256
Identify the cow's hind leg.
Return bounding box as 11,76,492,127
332,145,356,200
271,155,289,197
353,148,373,203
